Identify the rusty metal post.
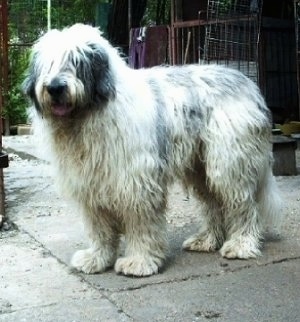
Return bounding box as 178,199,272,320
170,0,175,64
295,0,300,119
0,0,9,226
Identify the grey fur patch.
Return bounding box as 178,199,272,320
88,43,116,103
71,43,116,107
147,78,171,166
165,67,205,135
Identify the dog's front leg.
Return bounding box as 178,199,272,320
71,208,120,274
114,209,168,277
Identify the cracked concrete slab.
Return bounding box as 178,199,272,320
108,259,300,322
0,232,130,322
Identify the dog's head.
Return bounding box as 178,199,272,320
23,24,117,117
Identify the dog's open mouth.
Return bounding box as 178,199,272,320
51,103,74,117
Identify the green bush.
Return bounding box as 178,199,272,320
4,46,30,126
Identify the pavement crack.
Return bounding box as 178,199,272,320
0,302,58,316
267,256,300,265
94,257,300,293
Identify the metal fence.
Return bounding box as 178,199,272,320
203,0,262,83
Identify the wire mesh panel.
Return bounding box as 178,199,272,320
170,1,207,65
8,0,96,44
9,0,47,44
172,22,205,65
7,0,48,126
204,0,263,82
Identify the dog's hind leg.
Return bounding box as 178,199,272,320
203,149,265,259
182,195,224,252
206,169,263,259
257,167,282,234
71,208,120,274
219,199,262,259
220,167,282,259
114,202,168,277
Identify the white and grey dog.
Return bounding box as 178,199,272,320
23,24,281,277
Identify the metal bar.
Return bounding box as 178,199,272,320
183,30,191,64
47,0,51,31
128,0,132,46
295,0,300,119
1,0,9,135
0,0,9,226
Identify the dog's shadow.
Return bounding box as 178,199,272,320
75,222,290,293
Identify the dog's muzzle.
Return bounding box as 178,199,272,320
46,78,67,98
46,78,74,117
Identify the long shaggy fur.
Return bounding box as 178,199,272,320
23,24,281,276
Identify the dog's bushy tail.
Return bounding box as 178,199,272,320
258,165,283,235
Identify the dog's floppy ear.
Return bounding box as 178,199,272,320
22,52,36,99
22,72,36,99
90,43,116,102
22,53,42,113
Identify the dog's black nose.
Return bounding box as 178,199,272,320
46,79,67,96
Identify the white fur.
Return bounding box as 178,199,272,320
25,24,282,277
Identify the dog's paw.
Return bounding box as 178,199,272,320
114,255,161,277
71,248,114,274
182,232,218,252
220,237,261,259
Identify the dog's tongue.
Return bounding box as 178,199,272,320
51,104,73,116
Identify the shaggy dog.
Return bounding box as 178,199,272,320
23,24,281,277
